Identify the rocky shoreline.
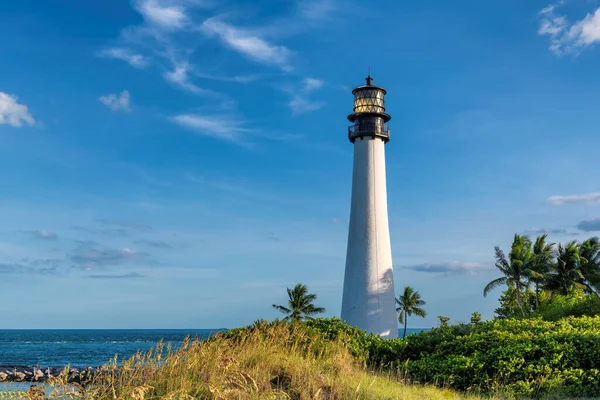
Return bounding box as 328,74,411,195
0,366,97,383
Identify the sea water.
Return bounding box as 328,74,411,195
0,329,222,367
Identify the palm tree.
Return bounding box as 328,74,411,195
579,237,600,297
272,283,325,322
529,234,555,309
545,241,584,295
395,286,426,338
484,234,532,316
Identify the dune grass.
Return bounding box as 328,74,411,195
40,320,483,399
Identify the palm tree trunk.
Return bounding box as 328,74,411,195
585,283,600,298
515,282,525,317
403,311,407,338
535,283,539,310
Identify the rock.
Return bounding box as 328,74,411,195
0,372,7,381
15,371,26,381
34,369,45,380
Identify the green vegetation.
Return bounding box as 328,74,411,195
486,234,600,317
307,316,600,398
43,320,482,400
272,283,326,322
395,286,427,338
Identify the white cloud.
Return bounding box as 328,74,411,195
135,0,188,30
298,0,336,21
302,77,324,92
546,193,600,205
172,114,252,141
286,77,325,114
98,90,131,112
288,96,325,115
0,92,35,128
98,47,150,68
401,261,491,275
163,62,215,95
577,218,600,232
29,230,58,240
200,17,293,70
538,4,600,55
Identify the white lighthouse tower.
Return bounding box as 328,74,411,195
341,75,398,339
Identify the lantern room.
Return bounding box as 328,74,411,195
347,76,392,143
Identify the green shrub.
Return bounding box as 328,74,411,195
534,291,600,321
307,316,600,397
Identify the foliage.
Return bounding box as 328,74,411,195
308,317,600,398
406,316,600,397
470,312,482,325
272,282,325,322
533,290,600,321
494,285,536,319
529,234,555,309
437,316,450,327
45,319,479,400
395,286,427,338
485,234,534,315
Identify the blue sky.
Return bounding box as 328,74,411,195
1,0,600,329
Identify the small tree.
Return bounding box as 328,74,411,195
395,286,426,338
470,312,482,325
437,315,450,328
272,283,325,323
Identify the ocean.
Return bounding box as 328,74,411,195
0,329,223,368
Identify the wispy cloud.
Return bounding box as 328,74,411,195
97,47,150,68
400,261,491,275
576,218,600,232
72,225,129,237
538,3,600,55
0,260,60,275
0,92,35,128
100,220,152,233
288,96,325,115
99,1,217,98
72,220,151,237
524,228,567,235
70,243,150,270
98,90,131,112
172,113,253,142
298,0,336,21
302,77,324,92
134,0,188,30
200,17,293,70
287,77,326,115
546,193,600,205
26,229,58,240
134,239,172,249
87,272,147,279
163,62,220,96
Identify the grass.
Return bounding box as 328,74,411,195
38,320,484,399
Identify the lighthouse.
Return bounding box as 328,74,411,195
341,75,398,339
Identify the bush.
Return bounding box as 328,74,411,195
534,291,600,321
405,317,600,397
307,316,600,397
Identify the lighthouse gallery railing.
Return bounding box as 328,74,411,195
348,123,390,143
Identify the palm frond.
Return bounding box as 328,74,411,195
483,277,507,297
272,305,291,314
